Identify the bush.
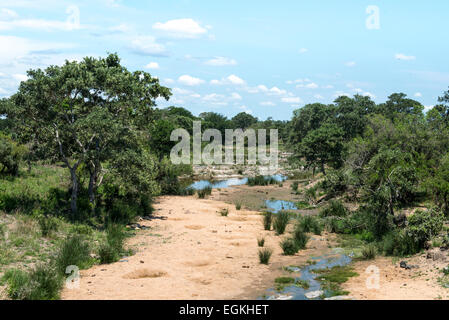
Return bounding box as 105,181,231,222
99,224,127,264
361,244,377,260
56,235,92,274
320,200,348,218
1,264,62,300
293,226,309,249
235,202,242,210
263,212,272,231
273,211,290,235
298,215,322,235
0,133,27,176
406,208,444,247
257,237,265,247
219,208,229,217
248,176,277,187
197,187,212,199
280,238,298,256
291,181,299,192
258,248,273,265
37,214,59,237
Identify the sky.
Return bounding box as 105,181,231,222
0,0,448,120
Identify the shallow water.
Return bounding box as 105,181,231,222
262,254,352,300
188,174,286,190
265,200,297,213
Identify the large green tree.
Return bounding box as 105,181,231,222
8,54,171,217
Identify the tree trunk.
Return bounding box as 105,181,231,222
88,164,98,214
321,161,326,175
70,167,78,219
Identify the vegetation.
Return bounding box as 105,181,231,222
257,237,265,247
258,248,273,265
273,211,290,235
263,212,272,231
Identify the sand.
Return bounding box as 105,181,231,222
61,193,333,300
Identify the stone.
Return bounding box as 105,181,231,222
305,290,324,299
325,296,354,300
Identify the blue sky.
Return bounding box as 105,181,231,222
0,0,448,120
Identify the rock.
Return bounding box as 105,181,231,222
268,294,293,300
400,261,411,270
305,290,324,299
325,296,354,300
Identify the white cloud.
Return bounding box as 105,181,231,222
163,78,175,84
395,53,416,61
227,74,245,85
12,73,27,82
296,82,318,89
230,92,242,100
414,92,422,97
314,94,324,100
203,93,225,102
178,75,204,86
239,105,253,114
153,18,208,39
0,5,82,31
298,48,308,54
109,23,131,33
345,61,356,67
130,36,168,57
210,74,246,86
281,97,302,104
205,56,237,66
260,101,275,106
268,86,287,95
145,62,159,69
0,8,18,20
172,87,191,95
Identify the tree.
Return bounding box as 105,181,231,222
377,93,424,121
299,123,344,174
231,112,258,129
148,118,177,159
0,133,27,176
8,54,171,217
334,95,376,140
289,103,335,145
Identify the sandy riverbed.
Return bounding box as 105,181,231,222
61,192,334,300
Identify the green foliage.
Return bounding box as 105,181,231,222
257,237,265,247
1,264,62,300
219,208,229,217
0,133,27,176
280,238,298,255
56,235,92,274
291,181,299,192
361,244,377,260
263,212,272,231
298,215,322,235
231,112,258,129
292,226,309,249
197,186,212,199
247,175,277,186
37,214,60,237
235,201,242,210
98,224,127,264
406,208,444,247
320,200,348,218
258,248,273,265
273,211,289,235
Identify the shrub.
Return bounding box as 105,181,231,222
305,186,318,205
258,248,273,265
37,215,59,237
235,202,242,210
273,211,289,235
1,264,62,300
406,208,444,247
298,215,322,235
280,238,298,256
56,235,92,274
291,181,299,192
0,133,27,176
257,237,265,247
361,244,377,260
99,224,127,264
292,226,309,250
197,187,212,199
248,176,277,187
320,200,348,218
219,208,229,217
263,212,272,231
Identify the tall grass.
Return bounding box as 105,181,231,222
258,248,273,265
99,224,127,264
263,212,272,231
197,186,212,199
273,211,289,235
280,238,298,255
292,226,309,250
298,215,322,235
248,176,278,187
56,235,92,274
